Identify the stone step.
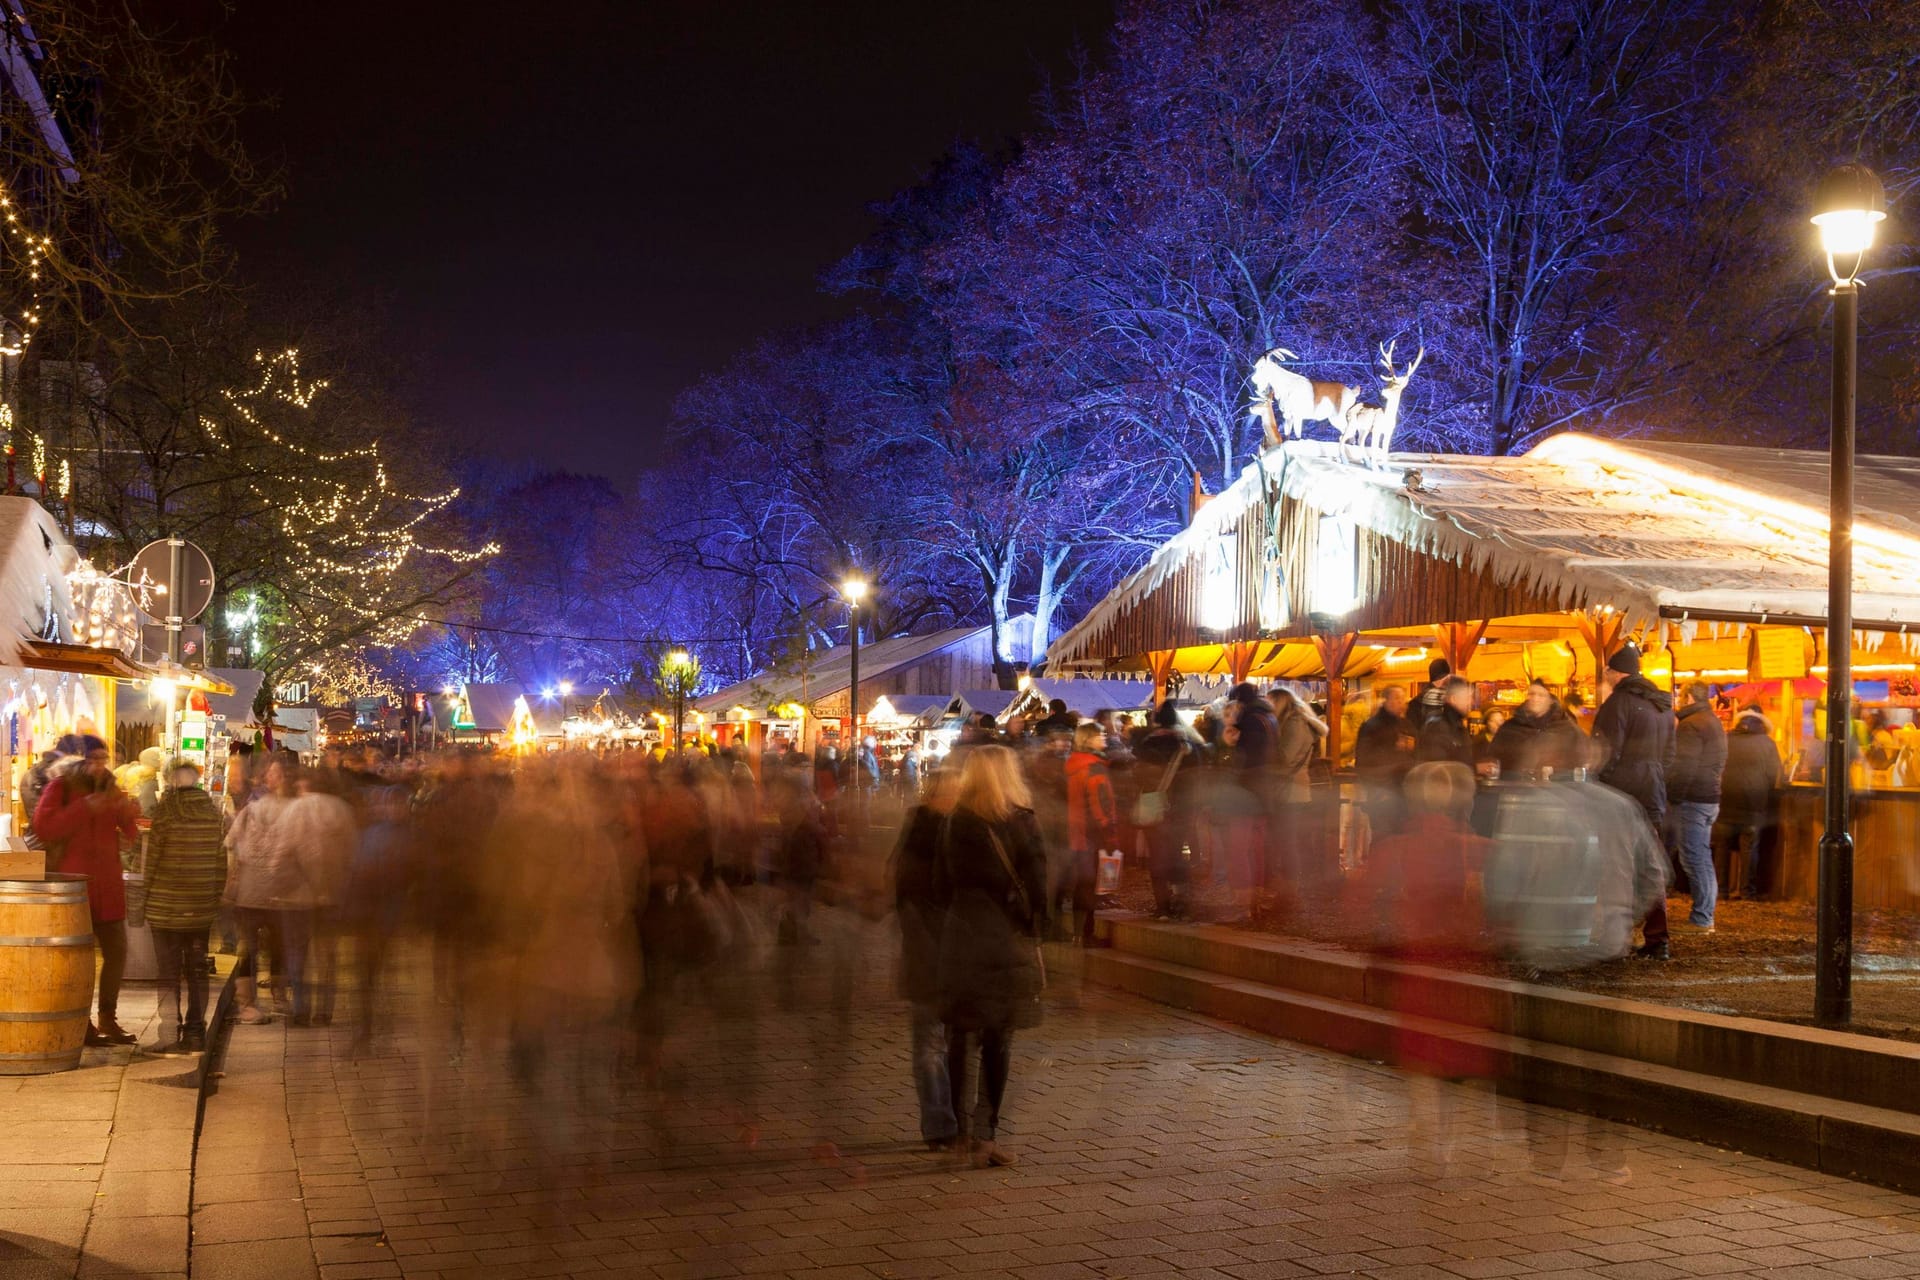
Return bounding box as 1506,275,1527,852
1086,946,1920,1193
1094,916,1920,1117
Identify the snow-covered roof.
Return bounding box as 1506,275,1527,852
694,617,1032,717
1049,433,1920,668
946,689,1020,721
869,693,949,726
462,683,526,734
1016,677,1157,716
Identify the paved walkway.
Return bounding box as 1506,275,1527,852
191,901,1920,1280
0,988,200,1280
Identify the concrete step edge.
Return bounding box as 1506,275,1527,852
1096,914,1920,1115
1085,947,1920,1193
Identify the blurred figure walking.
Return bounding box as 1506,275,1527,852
226,759,299,1022
935,746,1047,1168
892,768,961,1150
1063,723,1117,943
143,758,227,1053
1134,702,1199,919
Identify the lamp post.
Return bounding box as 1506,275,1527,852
1811,162,1885,1026
665,648,690,756
842,576,868,790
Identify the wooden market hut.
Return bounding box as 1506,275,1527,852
1046,433,1920,909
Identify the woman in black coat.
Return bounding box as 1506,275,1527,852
933,745,1048,1168
893,769,962,1149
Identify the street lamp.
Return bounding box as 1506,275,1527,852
842,575,868,787
665,647,691,756
1812,162,1885,1026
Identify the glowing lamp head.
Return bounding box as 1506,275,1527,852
1812,163,1887,280
558,680,574,696
666,647,689,669
841,576,868,604
540,686,556,699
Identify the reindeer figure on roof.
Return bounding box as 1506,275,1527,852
1344,341,1424,467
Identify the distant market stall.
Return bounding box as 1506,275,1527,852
1047,433,1920,910
697,617,1032,766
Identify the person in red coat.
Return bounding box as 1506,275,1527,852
1063,722,1117,943
34,736,143,1046
1365,761,1500,1161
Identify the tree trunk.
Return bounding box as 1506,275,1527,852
1032,542,1072,668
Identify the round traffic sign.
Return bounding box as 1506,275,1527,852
130,539,216,622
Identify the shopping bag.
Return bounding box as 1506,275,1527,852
1096,848,1124,894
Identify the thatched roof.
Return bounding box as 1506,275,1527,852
1049,433,1920,668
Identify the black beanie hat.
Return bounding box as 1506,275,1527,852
1427,657,1450,682
1607,644,1641,676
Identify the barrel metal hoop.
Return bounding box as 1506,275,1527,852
0,935,94,947
0,893,86,905
0,1007,90,1022
0,1049,83,1060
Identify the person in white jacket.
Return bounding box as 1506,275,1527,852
279,772,358,1026
225,757,300,1022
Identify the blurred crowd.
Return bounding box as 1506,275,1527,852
12,639,1787,1171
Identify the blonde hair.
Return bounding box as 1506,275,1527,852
957,745,1032,822
1073,722,1105,752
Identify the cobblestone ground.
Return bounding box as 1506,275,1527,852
223,896,1920,1280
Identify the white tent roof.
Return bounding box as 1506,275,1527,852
1049,433,1920,668
695,617,1032,717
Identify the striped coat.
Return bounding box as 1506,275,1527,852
144,786,228,931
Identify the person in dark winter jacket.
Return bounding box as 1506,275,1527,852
932,746,1048,1168
1667,681,1727,929
1717,708,1783,899
893,769,962,1150
1592,644,1677,957
1226,683,1279,909
1134,701,1200,918
1491,681,1586,780
1355,686,1417,840
1415,677,1477,769
1409,658,1451,733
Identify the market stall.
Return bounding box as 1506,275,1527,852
1047,433,1920,909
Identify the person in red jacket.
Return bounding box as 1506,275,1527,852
34,735,142,1046
1063,722,1117,943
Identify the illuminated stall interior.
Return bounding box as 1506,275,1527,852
696,618,1031,771
1047,434,1920,909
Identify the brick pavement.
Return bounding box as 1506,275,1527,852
0,988,199,1280
191,898,1920,1280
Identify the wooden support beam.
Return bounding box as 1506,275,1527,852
1147,650,1178,705
1313,632,1361,769
1432,620,1488,679
1226,640,1260,685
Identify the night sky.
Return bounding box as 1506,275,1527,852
195,1,1115,483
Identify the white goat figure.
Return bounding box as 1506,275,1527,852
1247,346,1361,445
1345,341,1425,465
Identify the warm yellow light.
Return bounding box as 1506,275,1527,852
558,680,574,696
842,576,868,603
1814,208,1884,258
150,677,177,705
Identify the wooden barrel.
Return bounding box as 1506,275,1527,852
0,873,95,1074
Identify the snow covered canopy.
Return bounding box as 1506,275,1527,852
1049,433,1920,670
0,497,140,663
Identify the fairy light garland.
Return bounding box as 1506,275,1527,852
199,349,498,667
